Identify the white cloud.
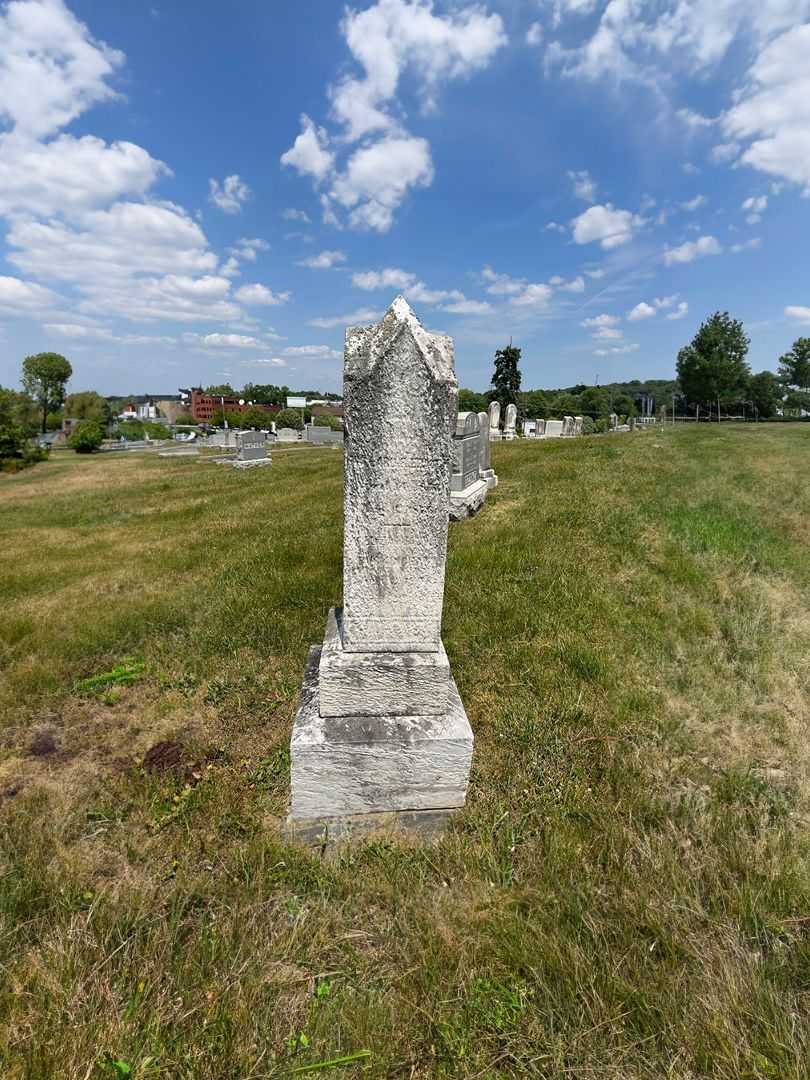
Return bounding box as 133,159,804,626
482,266,524,295
353,267,415,291
227,237,270,263
741,195,768,225
665,301,689,320
585,268,606,279
352,266,464,305
730,237,762,253
785,306,810,323
280,115,334,181
234,283,290,306
581,313,620,329
526,21,543,46
561,275,585,293
654,295,678,309
199,333,263,349
594,343,639,355
282,207,311,223
329,0,507,141
592,326,623,341
682,162,701,175
328,134,434,232
544,221,567,233
209,174,250,214
310,307,381,328
680,194,707,211
510,283,553,308
722,24,810,194
627,301,656,321
240,356,288,368
298,249,347,269
677,108,714,129
0,274,59,313
0,132,168,218
283,344,342,359
568,169,597,202
280,2,506,232
662,235,722,265
442,298,492,314
571,203,643,248
711,142,740,164
0,0,123,139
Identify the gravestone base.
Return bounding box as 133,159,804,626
480,468,498,490
489,431,502,442
289,646,473,835
286,806,457,846
319,608,449,717
449,477,489,521
231,457,272,470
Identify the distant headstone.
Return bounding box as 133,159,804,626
306,424,344,446
450,412,489,519
573,415,584,436
288,297,474,843
488,400,501,441
503,403,517,440
545,419,564,438
230,429,272,469
478,410,497,489
536,419,546,437
609,413,619,431
276,427,301,441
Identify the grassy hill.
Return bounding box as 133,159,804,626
1,428,809,1078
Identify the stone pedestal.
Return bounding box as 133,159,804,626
450,411,489,520
288,298,474,845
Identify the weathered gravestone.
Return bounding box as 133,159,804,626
609,413,619,431
477,410,497,489
449,411,489,520
488,400,501,441
503,403,517,440
573,416,584,436
233,429,271,469
288,298,474,843
562,415,575,436
545,419,563,438
536,418,546,437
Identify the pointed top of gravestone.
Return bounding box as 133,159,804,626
344,295,455,383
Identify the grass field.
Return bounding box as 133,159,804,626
1,426,810,1079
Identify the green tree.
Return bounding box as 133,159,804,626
611,392,638,418
174,411,197,425
0,387,37,460
243,383,290,406
68,420,105,454
548,391,580,417
778,338,810,394
274,408,304,431
490,344,522,417
239,406,272,429
205,383,235,396
676,312,751,410
64,391,110,425
22,352,72,432
578,386,609,417
458,388,489,414
748,371,781,419
521,389,550,418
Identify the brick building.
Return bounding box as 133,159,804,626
180,388,277,425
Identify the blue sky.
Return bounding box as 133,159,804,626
1,0,809,396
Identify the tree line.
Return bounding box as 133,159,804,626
462,314,809,425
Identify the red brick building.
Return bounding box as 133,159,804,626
184,388,277,424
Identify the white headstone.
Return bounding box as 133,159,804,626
289,298,474,842
503,403,517,440
488,400,501,441
545,419,563,438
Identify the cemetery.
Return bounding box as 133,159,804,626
2,300,810,1077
